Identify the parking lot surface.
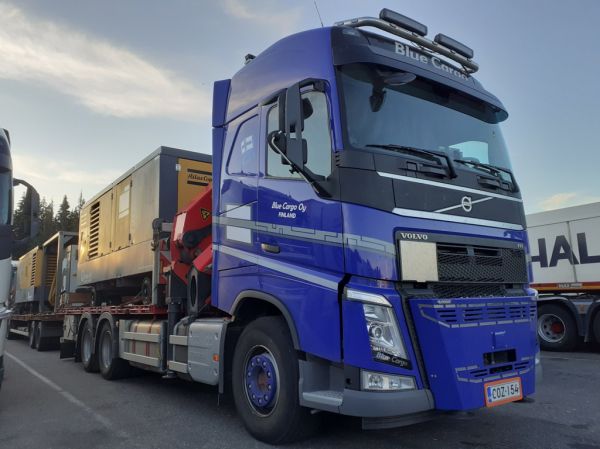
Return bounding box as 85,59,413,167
0,340,599,449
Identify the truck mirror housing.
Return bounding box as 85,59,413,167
13,178,40,242
284,82,306,170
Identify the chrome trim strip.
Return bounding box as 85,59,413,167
377,171,523,203
215,245,339,291
392,207,524,230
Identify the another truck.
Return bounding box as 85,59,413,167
0,127,39,389
8,9,540,443
527,202,600,351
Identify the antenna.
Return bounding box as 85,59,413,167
313,1,324,28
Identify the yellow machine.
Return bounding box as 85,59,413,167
78,147,212,304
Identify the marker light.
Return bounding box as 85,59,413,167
434,33,474,59
379,8,427,36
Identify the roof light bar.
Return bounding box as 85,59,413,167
379,8,427,37
434,33,474,59
334,9,478,74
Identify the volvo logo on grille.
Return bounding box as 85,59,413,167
399,232,429,240
461,196,473,212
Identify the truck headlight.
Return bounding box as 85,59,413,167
346,289,409,366
361,370,416,391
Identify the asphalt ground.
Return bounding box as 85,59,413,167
0,339,599,449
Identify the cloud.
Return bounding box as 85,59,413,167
0,4,210,120
12,153,120,189
221,0,304,34
539,192,600,211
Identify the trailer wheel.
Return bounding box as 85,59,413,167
232,316,319,444
28,322,38,349
537,304,578,351
592,311,600,345
6,321,18,340
97,322,130,380
80,320,99,372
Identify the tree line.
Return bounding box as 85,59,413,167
12,193,85,259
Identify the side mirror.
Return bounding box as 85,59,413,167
283,82,307,170
13,178,40,241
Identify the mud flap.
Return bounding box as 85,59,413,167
409,296,537,410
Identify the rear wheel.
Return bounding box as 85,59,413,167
537,304,578,351
592,310,600,345
80,320,99,372
232,316,319,444
6,321,17,340
28,322,38,349
98,322,130,380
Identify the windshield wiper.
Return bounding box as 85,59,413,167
454,159,519,192
366,144,457,178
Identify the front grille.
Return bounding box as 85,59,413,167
437,244,527,284
432,283,507,299
456,359,533,383
423,300,536,325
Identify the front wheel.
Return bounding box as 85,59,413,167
232,316,319,444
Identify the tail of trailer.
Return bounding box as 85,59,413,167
527,202,600,350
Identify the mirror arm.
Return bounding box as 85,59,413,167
267,132,330,198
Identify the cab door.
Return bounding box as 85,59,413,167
256,89,344,361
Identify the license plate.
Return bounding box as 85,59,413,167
484,377,522,407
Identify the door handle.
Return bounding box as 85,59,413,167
261,243,280,254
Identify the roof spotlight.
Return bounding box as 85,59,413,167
379,8,427,36
434,33,474,59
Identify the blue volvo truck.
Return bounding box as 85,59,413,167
12,9,539,444
209,9,540,441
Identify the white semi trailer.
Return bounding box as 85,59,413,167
527,202,600,351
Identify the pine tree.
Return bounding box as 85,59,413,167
55,195,71,231
12,193,26,241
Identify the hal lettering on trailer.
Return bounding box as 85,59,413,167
532,232,600,268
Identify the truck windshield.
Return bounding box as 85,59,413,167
338,63,513,171
0,169,10,225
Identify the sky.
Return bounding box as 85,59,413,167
0,0,598,213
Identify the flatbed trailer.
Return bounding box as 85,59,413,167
10,9,540,443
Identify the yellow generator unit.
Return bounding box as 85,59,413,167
77,147,212,305
13,232,79,313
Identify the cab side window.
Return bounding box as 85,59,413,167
266,91,332,179
227,115,258,176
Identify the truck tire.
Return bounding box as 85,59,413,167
97,322,130,380
6,322,17,340
232,316,319,444
28,322,38,349
537,304,578,351
592,311,600,345
80,320,99,372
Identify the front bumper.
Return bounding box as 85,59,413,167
340,387,434,417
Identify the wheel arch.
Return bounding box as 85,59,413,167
230,290,300,349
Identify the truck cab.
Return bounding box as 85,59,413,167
209,9,540,440
0,128,13,387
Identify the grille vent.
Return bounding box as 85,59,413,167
88,202,100,259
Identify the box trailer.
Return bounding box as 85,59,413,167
8,8,541,443
527,202,600,351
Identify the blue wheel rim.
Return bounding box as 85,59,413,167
243,347,279,416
